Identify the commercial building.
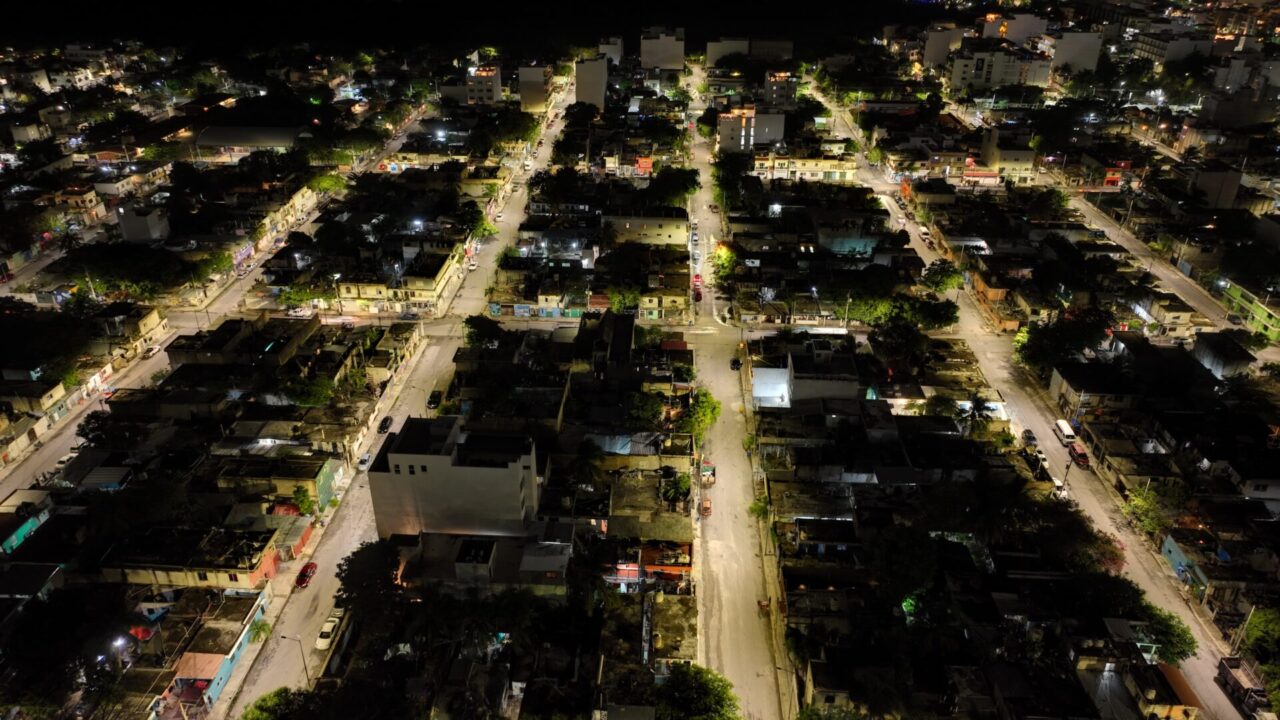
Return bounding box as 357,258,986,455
518,65,552,113
923,25,968,68
368,416,540,538
1036,31,1103,73
466,64,503,105
640,27,685,71
765,71,798,109
980,13,1048,44
575,55,608,111
947,44,1051,91
1133,32,1213,70
716,106,785,153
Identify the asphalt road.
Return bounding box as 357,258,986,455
215,88,576,718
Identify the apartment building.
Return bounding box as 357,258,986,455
716,106,785,153
466,64,503,105
947,45,1051,91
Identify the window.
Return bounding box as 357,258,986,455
825,695,835,705
408,466,415,475
197,571,209,581
394,464,401,474
420,465,427,472
228,573,239,582
1255,483,1269,492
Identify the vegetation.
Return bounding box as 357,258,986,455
676,390,722,443
292,486,316,516
463,314,505,347
656,663,739,720
1013,307,1114,375
282,375,335,407
59,244,204,300
277,283,333,309
920,259,963,294
306,173,347,194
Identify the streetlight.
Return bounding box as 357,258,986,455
280,635,312,682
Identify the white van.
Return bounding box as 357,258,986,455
1053,419,1077,445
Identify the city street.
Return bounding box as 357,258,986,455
686,63,787,720
214,81,574,718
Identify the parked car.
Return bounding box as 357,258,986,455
295,562,318,589
495,212,504,221
1021,429,1037,446
55,454,74,469
315,619,339,650
142,345,162,359
378,416,393,433
399,312,420,321
330,595,347,619
700,498,712,516
427,390,443,409
287,307,312,318
693,290,702,303
1068,441,1090,467
1227,314,1244,325
357,453,373,471
730,358,742,371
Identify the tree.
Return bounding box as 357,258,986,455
920,260,963,293
463,315,504,348
241,687,317,720
960,390,993,438
248,619,272,644
627,392,667,431
866,146,884,165
283,375,335,407
657,663,739,720
1145,604,1197,665
306,173,347,194
607,285,641,312
921,395,960,418
61,291,103,319
869,318,929,375
660,472,692,502
336,539,401,620
866,525,937,601
642,167,700,206
1246,607,1280,662
567,440,606,488
695,107,719,139
456,200,497,239
292,485,316,516
676,390,722,443
1123,484,1172,536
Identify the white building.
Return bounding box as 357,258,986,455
980,13,1048,44
368,417,540,538
466,64,503,105
947,47,1051,91
1133,32,1213,71
575,56,608,111
117,204,170,242
518,65,552,113
641,27,685,71
47,66,96,91
716,106,785,153
599,37,624,67
706,38,750,68
9,122,50,143
1037,32,1103,73
923,25,968,68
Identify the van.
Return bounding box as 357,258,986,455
1069,441,1090,467
1053,419,1076,445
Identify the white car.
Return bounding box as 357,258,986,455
495,212,504,221
142,345,162,359
287,307,313,318
55,454,75,469
357,453,373,471
315,619,339,650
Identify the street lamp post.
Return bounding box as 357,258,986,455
280,635,312,683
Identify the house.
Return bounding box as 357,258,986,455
90,302,169,358
1048,362,1136,423
213,456,341,510
0,489,53,556
99,527,280,590
367,416,539,539
1191,332,1256,379
601,208,689,246
466,65,503,105
195,127,310,160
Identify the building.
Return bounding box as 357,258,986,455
923,25,968,68
575,56,608,111
1192,162,1243,209
601,208,690,245
1048,362,1137,422
1221,278,1280,342
764,71,798,109
980,13,1048,44
599,37,624,66
716,106,785,153
706,38,751,68
1133,32,1213,70
640,27,685,71
518,65,552,113
980,128,1036,184
8,122,49,143
117,203,171,242
466,65,503,105
1038,31,1103,73
753,150,858,184
947,45,1051,91
1191,332,1256,380
195,127,309,159
100,527,280,589
367,416,540,539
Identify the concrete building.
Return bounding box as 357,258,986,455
117,203,171,242
716,106,785,153
707,38,751,68
1192,162,1243,209
600,207,690,245
765,71,798,108
518,65,552,113
641,27,685,71
575,55,608,111
599,37,624,66
1133,32,1212,70
923,26,968,68
980,13,1048,44
981,128,1036,183
1038,32,1103,73
947,45,1051,91
8,122,49,144
368,416,540,539
466,64,503,105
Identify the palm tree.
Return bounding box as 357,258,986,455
960,390,993,438
567,439,605,488
248,619,272,643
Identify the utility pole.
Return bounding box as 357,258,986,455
280,635,312,683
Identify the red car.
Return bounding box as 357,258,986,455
295,562,318,589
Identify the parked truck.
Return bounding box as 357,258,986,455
1219,657,1271,713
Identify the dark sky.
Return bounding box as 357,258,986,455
3,1,949,53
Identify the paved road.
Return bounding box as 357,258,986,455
686,62,786,720
878,195,1243,720
216,91,574,718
